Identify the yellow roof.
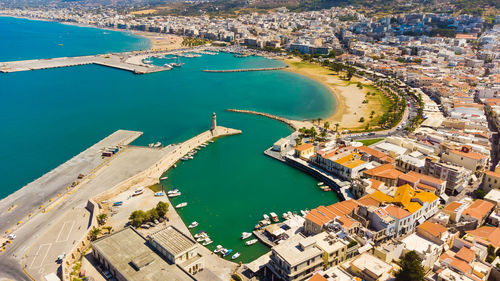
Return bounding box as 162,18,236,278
334,153,365,169
368,184,438,214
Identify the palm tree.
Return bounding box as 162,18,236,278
103,226,113,234
97,213,107,226
324,122,330,131
317,118,322,124
89,227,101,241
335,123,340,132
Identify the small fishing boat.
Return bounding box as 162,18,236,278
167,189,179,194
300,210,307,216
222,249,233,257
133,188,144,196
209,140,214,143
241,232,252,240
245,239,258,246
153,142,162,148
317,182,324,186
188,156,194,160
213,245,223,253
168,191,181,198
263,214,270,220
282,213,289,220
232,252,240,260
194,232,206,239
270,212,279,222
160,176,168,180
181,156,189,161
287,211,293,218
202,239,213,246
154,192,164,197
176,202,187,209
323,187,332,192
148,143,154,147
197,236,208,242
112,201,123,206
188,221,199,228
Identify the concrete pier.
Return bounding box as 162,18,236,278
226,109,313,130
202,66,288,73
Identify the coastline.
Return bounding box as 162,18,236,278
0,14,183,51
280,57,382,130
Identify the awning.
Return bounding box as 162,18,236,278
440,193,449,203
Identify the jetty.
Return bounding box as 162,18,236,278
202,66,288,73
226,109,313,130
0,115,241,281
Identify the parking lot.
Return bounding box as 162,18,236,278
25,208,90,280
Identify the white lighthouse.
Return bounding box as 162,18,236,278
211,112,217,131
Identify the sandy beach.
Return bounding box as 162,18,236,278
130,31,184,51
282,57,387,131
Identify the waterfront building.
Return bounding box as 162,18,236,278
304,200,360,236
147,226,204,275
354,146,394,164
91,227,196,281
273,138,291,152
294,143,315,159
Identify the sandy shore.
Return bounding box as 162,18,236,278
281,57,384,130
130,31,184,51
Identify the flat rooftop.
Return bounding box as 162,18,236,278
148,226,197,256
92,227,194,281
272,233,322,266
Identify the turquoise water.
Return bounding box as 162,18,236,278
0,17,339,262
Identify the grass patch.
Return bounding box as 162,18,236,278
358,138,384,146
148,184,163,193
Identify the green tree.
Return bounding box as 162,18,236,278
146,208,159,222
324,122,330,131
89,227,101,241
103,226,113,234
156,201,169,217
335,123,340,132
346,69,354,81
129,210,147,227
359,117,365,122
97,213,107,226
395,251,425,281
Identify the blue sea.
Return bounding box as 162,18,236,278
0,16,338,261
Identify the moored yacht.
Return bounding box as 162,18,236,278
241,232,252,240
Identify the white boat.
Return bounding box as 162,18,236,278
263,214,270,220
196,236,208,242
209,140,214,143
202,239,213,246
168,192,181,198
213,245,223,253
231,252,240,260
245,239,258,246
300,210,307,216
160,176,168,180
287,211,293,218
188,221,199,228
282,213,289,220
176,202,187,209
154,192,164,197
317,182,324,186
154,142,162,148
241,232,252,240
167,189,179,194
194,232,206,239
188,156,194,160
270,212,279,222
148,143,154,147
133,188,144,196
181,156,190,161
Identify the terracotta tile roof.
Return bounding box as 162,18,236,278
450,149,487,161
484,170,500,178
385,205,411,219
356,146,395,163
334,153,366,169
443,201,463,213
357,195,380,207
417,221,447,238
369,179,383,190
295,143,314,151
405,171,445,185
308,273,328,281
416,182,437,192
463,199,495,221
364,164,403,180
466,226,500,248
305,200,359,228
455,247,475,263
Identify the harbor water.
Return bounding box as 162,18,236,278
0,16,339,262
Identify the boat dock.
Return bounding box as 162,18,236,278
202,66,288,73
0,53,172,74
